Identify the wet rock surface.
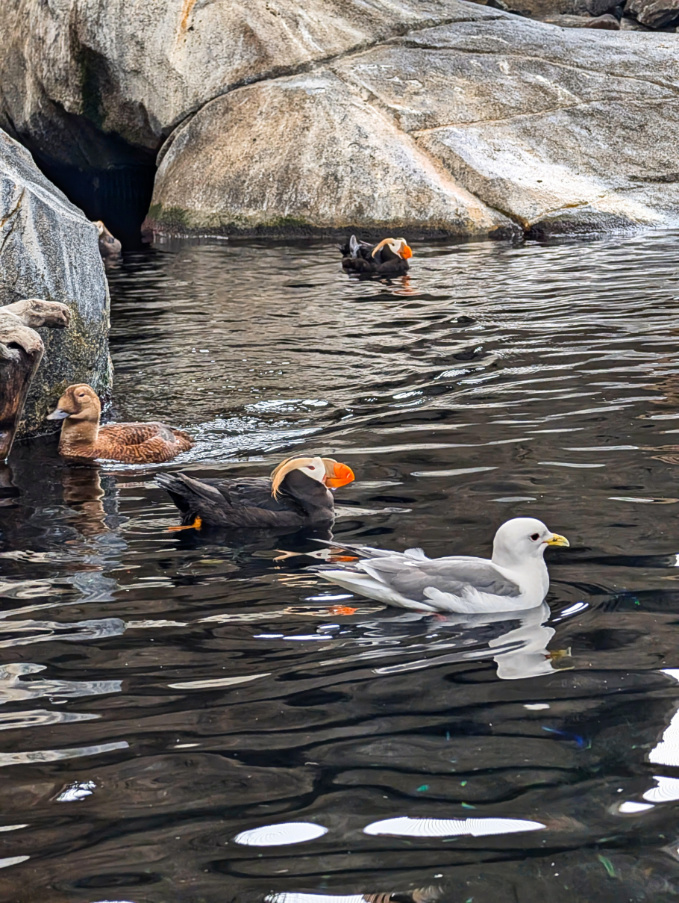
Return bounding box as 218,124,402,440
0,129,111,438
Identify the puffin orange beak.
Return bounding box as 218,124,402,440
325,461,355,490
400,245,413,260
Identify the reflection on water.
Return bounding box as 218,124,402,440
2,234,679,900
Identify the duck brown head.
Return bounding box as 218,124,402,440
270,456,355,500
47,384,102,453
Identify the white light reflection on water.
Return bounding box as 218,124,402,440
267,895,370,903
648,670,679,768
363,816,546,837
55,780,96,802
0,741,128,768
643,776,679,804
0,857,29,869
168,673,270,690
234,822,328,846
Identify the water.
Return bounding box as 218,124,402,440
2,233,679,902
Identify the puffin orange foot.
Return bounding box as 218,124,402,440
168,516,202,532
329,604,358,616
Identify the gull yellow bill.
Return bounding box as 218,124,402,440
545,533,569,547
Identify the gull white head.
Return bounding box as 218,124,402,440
492,517,569,569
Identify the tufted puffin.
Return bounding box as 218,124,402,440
47,384,193,464
156,455,355,530
340,235,413,279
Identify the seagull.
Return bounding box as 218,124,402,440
314,517,569,614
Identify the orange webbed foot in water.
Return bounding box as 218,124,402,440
167,516,202,532
328,604,359,616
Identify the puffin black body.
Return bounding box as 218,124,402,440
156,456,355,530
340,235,413,279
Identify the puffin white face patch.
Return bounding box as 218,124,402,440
298,456,326,484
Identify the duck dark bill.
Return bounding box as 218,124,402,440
46,407,70,420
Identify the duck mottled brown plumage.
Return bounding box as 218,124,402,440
47,384,193,464
340,235,413,279
156,455,355,529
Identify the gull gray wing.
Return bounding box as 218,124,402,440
316,539,429,562
360,556,522,603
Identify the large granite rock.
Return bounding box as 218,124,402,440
0,0,484,167
475,0,620,18
145,70,512,238
2,0,679,239
625,0,679,27
0,129,111,436
146,5,679,238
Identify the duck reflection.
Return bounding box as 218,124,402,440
60,464,109,536
0,441,120,543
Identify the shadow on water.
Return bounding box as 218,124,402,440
3,234,679,900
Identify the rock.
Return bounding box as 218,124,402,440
0,0,492,167
144,70,513,239
3,0,679,240
545,12,620,24
472,0,620,19
0,129,111,437
620,12,653,23
625,0,679,26
146,6,679,239
582,12,621,24
0,300,70,459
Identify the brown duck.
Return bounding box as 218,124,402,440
47,384,193,464
157,455,355,530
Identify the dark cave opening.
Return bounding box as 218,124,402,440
35,153,157,250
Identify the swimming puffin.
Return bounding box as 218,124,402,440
47,384,193,464
340,235,413,279
156,455,355,530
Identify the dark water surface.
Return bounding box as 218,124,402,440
3,234,679,902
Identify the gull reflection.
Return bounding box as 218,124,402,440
320,603,567,681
